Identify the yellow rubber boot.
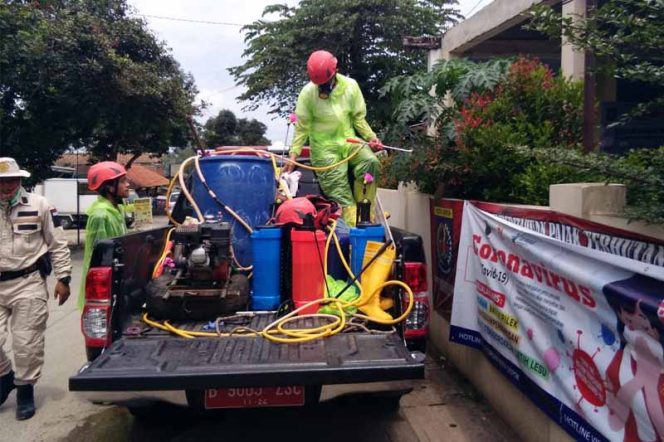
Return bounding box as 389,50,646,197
356,241,395,321
380,297,394,310
353,180,377,222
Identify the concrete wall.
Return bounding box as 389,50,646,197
550,183,664,240
379,182,664,441
378,184,433,291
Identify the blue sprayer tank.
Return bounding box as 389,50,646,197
349,224,385,280
190,155,276,268
250,226,282,310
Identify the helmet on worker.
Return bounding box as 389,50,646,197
87,161,127,192
307,50,338,85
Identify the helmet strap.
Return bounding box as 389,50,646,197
100,179,121,206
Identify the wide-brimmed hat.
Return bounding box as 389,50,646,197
0,157,31,178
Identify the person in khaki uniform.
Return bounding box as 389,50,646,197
0,158,72,420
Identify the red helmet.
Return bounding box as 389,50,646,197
307,50,337,85
87,161,127,191
274,197,317,225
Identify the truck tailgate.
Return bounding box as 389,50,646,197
70,333,423,391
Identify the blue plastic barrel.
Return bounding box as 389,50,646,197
191,155,276,268
349,225,385,280
250,226,282,310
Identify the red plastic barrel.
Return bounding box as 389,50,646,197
291,229,326,315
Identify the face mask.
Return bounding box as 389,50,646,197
318,77,336,99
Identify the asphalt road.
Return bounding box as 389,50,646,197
0,222,518,442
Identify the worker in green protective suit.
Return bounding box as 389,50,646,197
78,161,129,309
285,50,383,226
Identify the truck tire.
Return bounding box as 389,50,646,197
305,385,322,406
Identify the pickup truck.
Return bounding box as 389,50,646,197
69,166,430,416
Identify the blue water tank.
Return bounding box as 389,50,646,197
191,155,276,267
250,226,282,310
349,225,385,280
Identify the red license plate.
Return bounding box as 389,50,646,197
204,386,305,409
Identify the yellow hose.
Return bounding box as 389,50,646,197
178,156,205,222
323,219,362,297
142,281,413,344
151,228,175,279
151,146,413,344
193,155,254,234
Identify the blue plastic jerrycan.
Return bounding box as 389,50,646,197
250,226,282,310
349,224,385,281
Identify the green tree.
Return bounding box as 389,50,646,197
236,118,270,145
229,0,461,127
0,0,197,181
202,109,270,146
203,110,238,146
381,57,589,203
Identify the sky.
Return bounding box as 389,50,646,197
127,0,494,145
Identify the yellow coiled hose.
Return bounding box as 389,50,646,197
149,147,413,343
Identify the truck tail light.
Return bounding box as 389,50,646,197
403,262,430,339
82,267,113,348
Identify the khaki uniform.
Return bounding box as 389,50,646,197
0,189,72,385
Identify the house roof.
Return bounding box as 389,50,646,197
126,164,169,188
55,153,168,187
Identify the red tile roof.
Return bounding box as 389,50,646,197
126,164,169,188
55,153,168,188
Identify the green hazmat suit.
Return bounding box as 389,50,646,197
318,275,359,318
78,196,127,309
291,74,380,226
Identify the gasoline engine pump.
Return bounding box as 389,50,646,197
146,221,250,320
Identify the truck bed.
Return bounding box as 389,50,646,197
70,314,422,392
72,226,425,397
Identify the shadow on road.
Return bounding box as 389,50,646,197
63,393,412,442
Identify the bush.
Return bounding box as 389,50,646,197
381,56,589,204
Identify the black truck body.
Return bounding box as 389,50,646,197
69,224,428,410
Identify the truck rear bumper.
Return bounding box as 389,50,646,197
77,380,418,407
71,334,424,392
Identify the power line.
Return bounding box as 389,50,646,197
466,0,489,18
138,14,244,27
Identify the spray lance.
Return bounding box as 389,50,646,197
347,137,413,226
346,138,413,153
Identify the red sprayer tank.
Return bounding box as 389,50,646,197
291,229,326,315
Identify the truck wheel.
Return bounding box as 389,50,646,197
406,338,427,354
127,405,158,423
305,385,322,406
128,403,178,423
